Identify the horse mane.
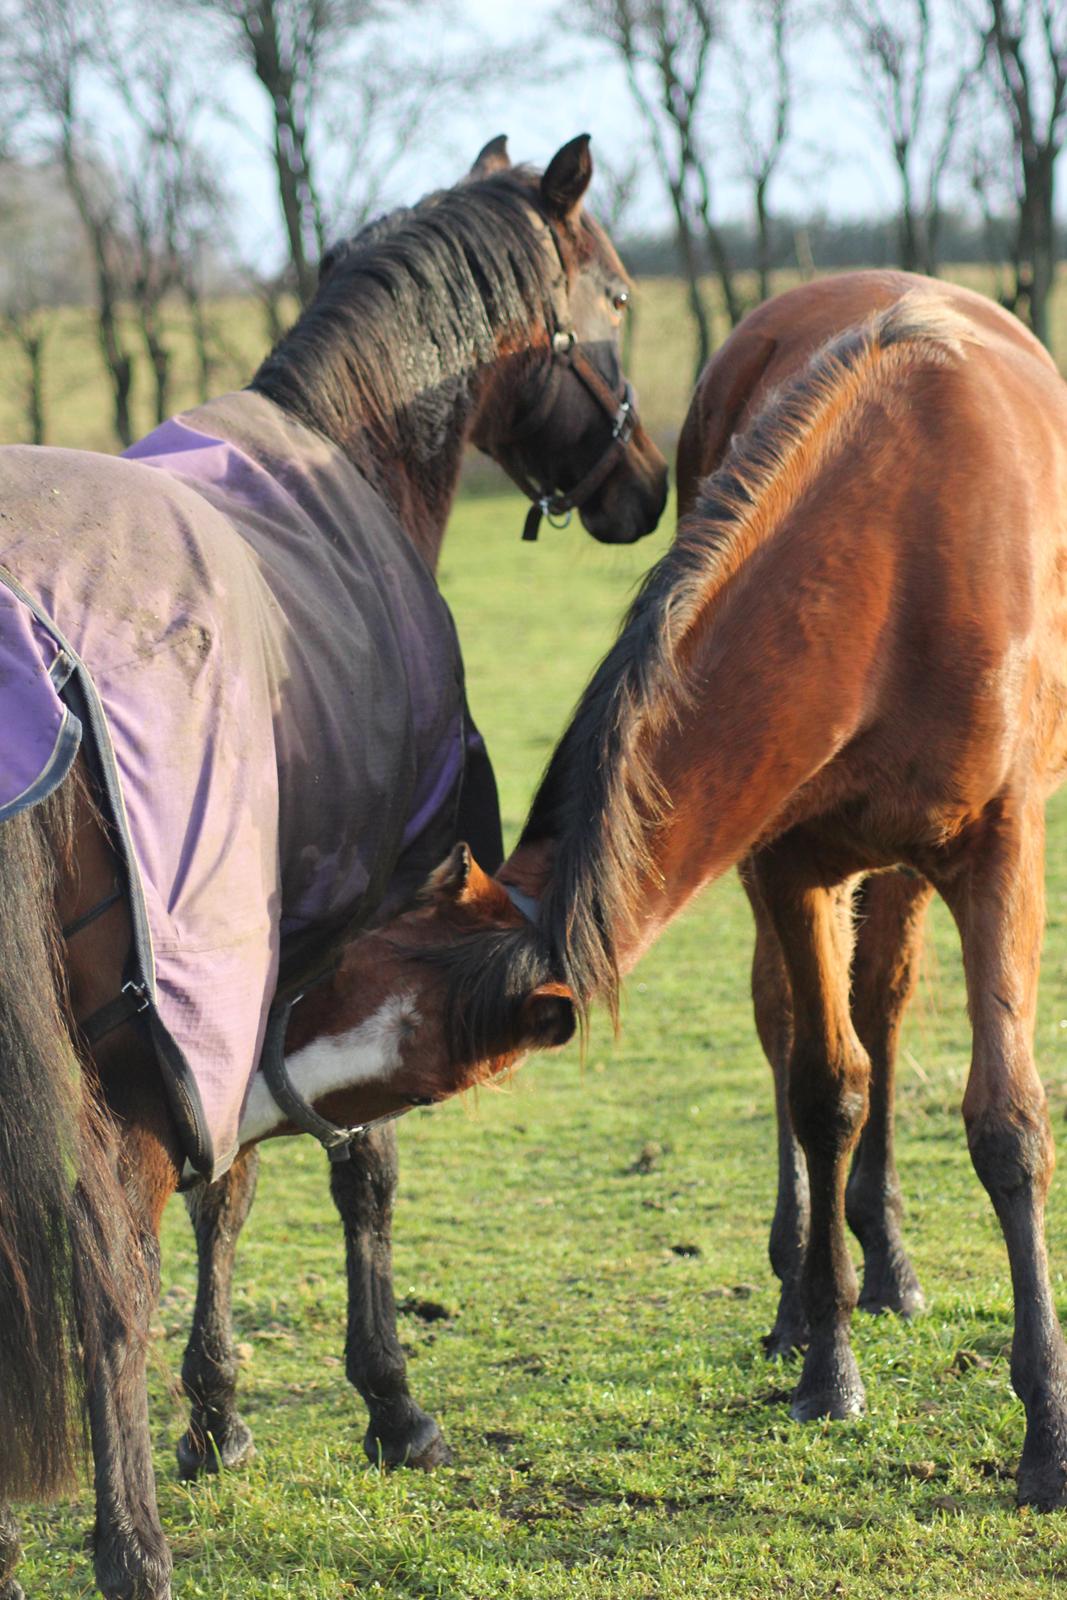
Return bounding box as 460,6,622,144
430,293,978,1061
252,170,574,465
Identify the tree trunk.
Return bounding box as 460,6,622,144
1023,151,1057,351
755,176,772,304
26,333,45,446
669,185,712,380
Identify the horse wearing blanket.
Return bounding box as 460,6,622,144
0,137,666,1599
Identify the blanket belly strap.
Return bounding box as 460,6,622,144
260,998,431,1161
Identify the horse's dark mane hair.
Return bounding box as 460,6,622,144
425,293,974,1066
252,170,563,467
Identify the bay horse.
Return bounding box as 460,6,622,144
0,136,666,1600
317,282,1067,1510
675,270,1060,1357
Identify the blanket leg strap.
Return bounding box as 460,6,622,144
260,999,430,1162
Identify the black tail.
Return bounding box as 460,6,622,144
0,779,136,1501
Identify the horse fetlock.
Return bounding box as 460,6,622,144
1017,1402,1067,1511
857,1243,925,1318
363,1405,451,1471
93,1527,172,1600
790,1331,866,1422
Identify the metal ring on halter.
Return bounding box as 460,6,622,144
543,499,573,530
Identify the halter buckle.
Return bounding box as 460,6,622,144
612,396,635,444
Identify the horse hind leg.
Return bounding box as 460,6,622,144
740,857,810,1359
331,1124,451,1469
845,869,931,1317
936,796,1067,1509
77,1088,179,1600
0,1508,23,1600
754,845,869,1420
177,1146,260,1480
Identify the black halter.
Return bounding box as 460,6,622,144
501,328,639,543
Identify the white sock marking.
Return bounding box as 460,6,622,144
238,992,417,1145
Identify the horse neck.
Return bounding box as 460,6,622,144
253,273,545,576
513,468,893,1002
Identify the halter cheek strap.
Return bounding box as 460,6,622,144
500,328,641,544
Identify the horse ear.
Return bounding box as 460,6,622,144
541,134,593,221
424,843,513,918
518,981,577,1049
469,134,510,180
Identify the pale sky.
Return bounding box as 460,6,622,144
178,0,1024,273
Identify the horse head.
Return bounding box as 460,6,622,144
467,134,669,546
264,843,573,1144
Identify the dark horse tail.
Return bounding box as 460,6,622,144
0,779,136,1500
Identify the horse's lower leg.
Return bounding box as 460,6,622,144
845,870,931,1316
177,1147,260,1479
756,851,869,1420
330,1126,450,1469
740,860,809,1358
0,1508,23,1600
938,799,1067,1509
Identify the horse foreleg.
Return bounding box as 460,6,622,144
937,797,1067,1509
739,857,809,1359
177,1147,259,1480
330,1125,451,1469
845,870,931,1317
755,847,869,1421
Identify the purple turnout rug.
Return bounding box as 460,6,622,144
0,393,470,1177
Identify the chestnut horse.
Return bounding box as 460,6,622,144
318,284,1067,1509
675,270,1060,1357
0,138,666,1599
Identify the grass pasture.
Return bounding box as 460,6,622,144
11,493,1067,1597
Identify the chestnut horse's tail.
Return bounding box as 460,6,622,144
0,779,136,1501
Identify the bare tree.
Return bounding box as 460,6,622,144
571,0,741,378
107,48,229,422
838,0,972,276
0,163,91,442
977,0,1067,347
7,0,138,444
728,0,797,304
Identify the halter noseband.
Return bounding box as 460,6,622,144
502,315,640,544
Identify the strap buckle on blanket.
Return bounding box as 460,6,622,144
79,979,150,1047
260,995,432,1162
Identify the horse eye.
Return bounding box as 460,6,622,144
612,289,630,312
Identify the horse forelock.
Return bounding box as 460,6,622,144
514,290,983,1019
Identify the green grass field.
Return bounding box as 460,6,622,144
7,272,1067,1594
9,491,1067,1598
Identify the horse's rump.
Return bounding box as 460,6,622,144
0,394,469,1177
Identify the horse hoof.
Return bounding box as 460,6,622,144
790,1341,865,1421
762,1324,808,1360
363,1413,452,1471
176,1418,255,1480
858,1261,925,1319
1017,1432,1067,1511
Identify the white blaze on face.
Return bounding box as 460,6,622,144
238,992,419,1146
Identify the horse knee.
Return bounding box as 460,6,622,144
789,1049,869,1161
966,1101,1054,1214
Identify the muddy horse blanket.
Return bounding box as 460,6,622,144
0,393,473,1178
